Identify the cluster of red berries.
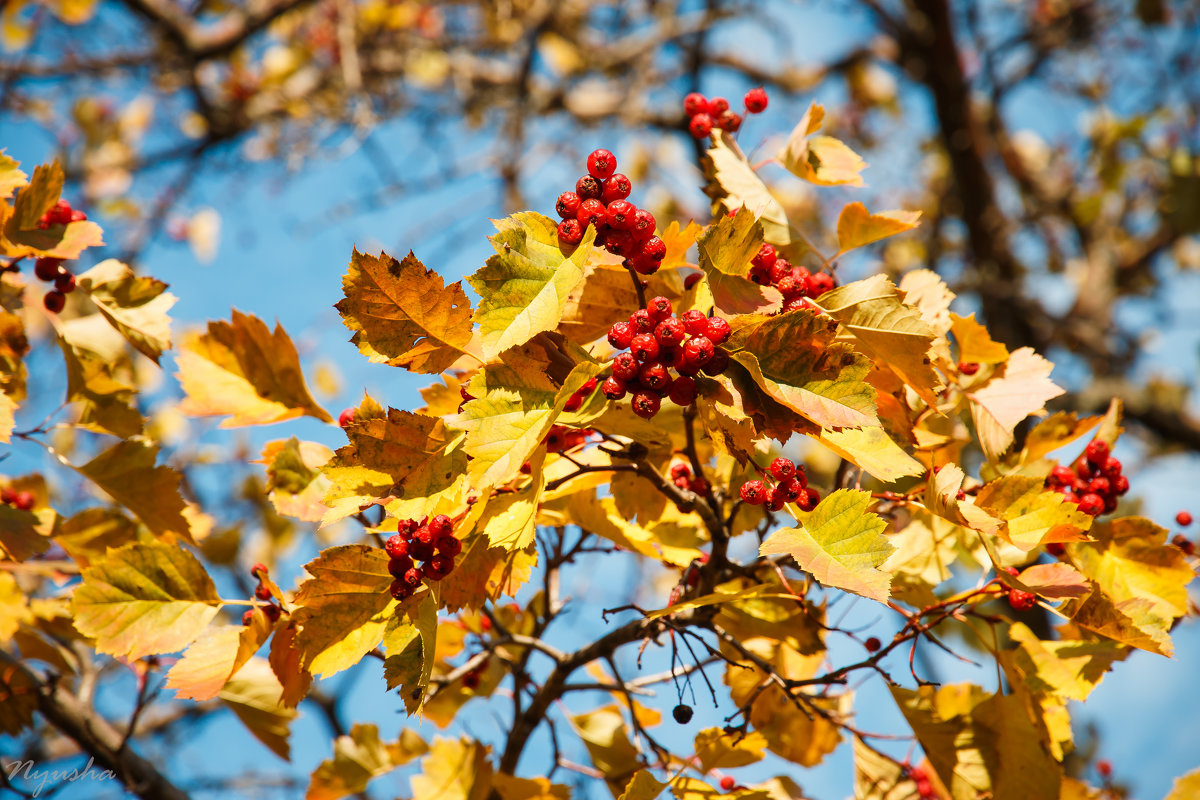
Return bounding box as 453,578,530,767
748,243,836,311
683,87,769,139
904,764,937,800
738,457,820,512
1045,439,1128,517
38,198,88,229
32,257,77,313
242,563,282,624
555,149,666,275
669,462,709,497
383,515,462,601
603,296,730,419
0,487,35,511
1002,566,1036,611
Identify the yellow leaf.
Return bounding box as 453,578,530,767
0,150,28,197
694,727,767,773
1021,412,1101,463
619,771,666,800
261,438,333,522
760,489,894,603
71,541,221,660
949,313,1008,366
975,475,1092,550
1007,623,1124,702
853,737,919,800
410,737,493,800
75,439,191,540
646,584,793,619
0,504,50,561
897,269,955,336
269,619,312,709
1015,562,1090,600
475,449,545,550
696,375,759,464
0,572,31,643
1164,767,1200,800
219,658,298,761
659,220,702,270
1066,590,1174,656
166,619,270,701
571,706,641,795
697,208,779,315
705,131,800,256
882,512,960,607
967,348,1064,461
803,136,868,186
336,249,473,373
57,331,143,437
290,544,394,678
0,650,37,735
1069,516,1194,621
77,259,176,363
494,774,572,800
816,274,941,406
835,202,921,256
177,310,331,427
307,723,427,800
556,258,683,345
726,309,878,429
469,211,595,360
815,425,925,483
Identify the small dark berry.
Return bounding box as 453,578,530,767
576,174,602,200
402,567,423,588
255,584,273,601
668,375,698,406
1046,542,1066,556
670,463,692,481
424,554,454,580
34,257,63,282
390,578,413,601
43,291,66,313
587,149,617,180
241,609,255,626
716,111,742,132
389,555,415,578
1171,534,1195,555
672,703,694,724
684,272,701,290
462,670,481,690
744,87,768,113
797,488,820,512
250,563,269,578
864,636,881,653
1096,760,1112,779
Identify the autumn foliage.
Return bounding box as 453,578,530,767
1,93,1197,800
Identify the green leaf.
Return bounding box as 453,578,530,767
336,249,474,373
816,274,941,406
759,489,894,603
71,541,221,660
290,545,394,678
697,208,779,315
468,211,595,360
77,260,176,363
306,723,427,800
725,309,878,429
75,439,191,541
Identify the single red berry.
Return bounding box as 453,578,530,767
1178,511,1194,527
34,257,63,282
1077,493,1105,516
646,295,672,320
807,272,835,296
606,199,636,230
1007,588,1037,611
719,776,736,792
43,291,66,313
657,345,679,368
402,567,424,588
601,174,632,203
1002,566,1020,577
668,375,698,406
250,562,269,578
958,361,980,376
1049,465,1075,485
556,191,581,219
630,308,656,333
707,97,730,116
670,463,692,481
751,243,776,270
797,488,820,512
1096,760,1112,779
398,519,420,538
579,377,598,396
557,218,584,246
576,198,607,230
769,458,795,481
744,87,768,113
69,208,87,222
462,670,481,690
612,352,639,381
769,259,793,284
263,605,282,622
1087,477,1111,496
684,272,701,290
429,514,453,538
654,318,686,348
689,113,714,138
782,297,809,313
13,491,35,511
680,309,709,337
682,335,714,368
410,537,436,562
424,554,454,580
0,488,15,505
1072,456,1092,479
601,376,627,401
1171,534,1194,555
388,555,415,578
390,579,412,601
629,253,659,274
776,275,805,300
338,407,356,427
254,584,272,601
1084,439,1110,465
587,149,617,180
639,236,666,264
716,111,742,132
630,208,656,239
1046,542,1066,556
608,321,635,350
779,477,804,502
519,461,532,475
700,348,729,376
706,316,731,345
242,609,255,626
630,333,660,363
683,92,708,117
864,636,881,653
739,480,766,505
576,174,602,200
385,534,410,559
638,362,670,391
631,390,661,419
748,266,771,285
1101,456,1122,479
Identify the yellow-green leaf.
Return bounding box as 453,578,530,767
777,108,866,186
697,208,778,315
705,131,799,255
759,489,894,603
1066,589,1174,656
261,438,333,522
571,706,641,795
336,249,474,373
0,150,28,197
58,331,143,437
835,202,921,256
967,347,1064,461
469,211,595,360
1069,516,1193,621
76,439,191,540
219,657,298,761
307,723,427,800
1007,623,1124,702
974,475,1092,551
176,310,332,427
815,425,925,483
71,541,221,660
77,259,176,364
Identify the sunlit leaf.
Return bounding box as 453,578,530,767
975,474,1092,550
697,208,778,315
166,619,270,701
694,727,767,773
949,313,1008,366
835,202,921,256
219,658,298,761
706,131,800,255
76,439,191,541
306,723,427,800
853,737,919,800
77,259,176,363
410,737,493,800
1007,623,1124,702
967,348,1064,461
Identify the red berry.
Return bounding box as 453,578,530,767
751,243,776,270
1046,542,1066,557
1171,534,1194,555
608,321,635,350
1178,511,1194,527
254,583,272,601
1049,465,1075,485
668,375,698,406
338,407,356,427
398,519,420,538
34,257,62,282
670,463,692,480
630,209,656,239
250,562,269,578
739,480,766,505
0,488,15,505
716,111,742,132
779,477,803,502
769,259,793,284
429,514,453,538
640,236,666,264
680,309,709,337
657,346,679,368
242,609,255,626
479,616,493,632
587,149,617,180
1101,456,1122,479
1077,493,1105,517
631,390,661,419
807,272,835,296
577,198,607,229
462,670,481,690
612,352,639,381
630,308,655,333
43,291,66,313
681,335,714,368
557,218,584,246
958,361,980,376
654,318,686,348
410,537,436,562
402,567,423,588
606,199,636,230
769,458,795,481
601,174,632,203
797,488,820,512
385,534,409,559
1087,477,1111,496
13,491,35,511
689,113,714,138
389,555,415,578
638,362,670,391
707,97,730,116
683,92,708,117
556,191,581,219
576,174,602,200
630,333,660,363
684,272,701,290
1007,588,1036,611
424,554,454,580
390,579,412,601
719,777,736,792
646,295,672,320
1084,439,1110,465
748,266,771,285
700,348,729,376
776,275,806,300
69,208,87,222
1096,760,1112,779
706,316,731,345
864,636,881,653
744,87,768,113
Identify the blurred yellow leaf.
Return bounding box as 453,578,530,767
76,439,192,540
835,202,921,256
307,723,427,800
949,313,1008,366
219,658,298,761
77,259,176,363
411,737,493,800
967,348,1064,461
